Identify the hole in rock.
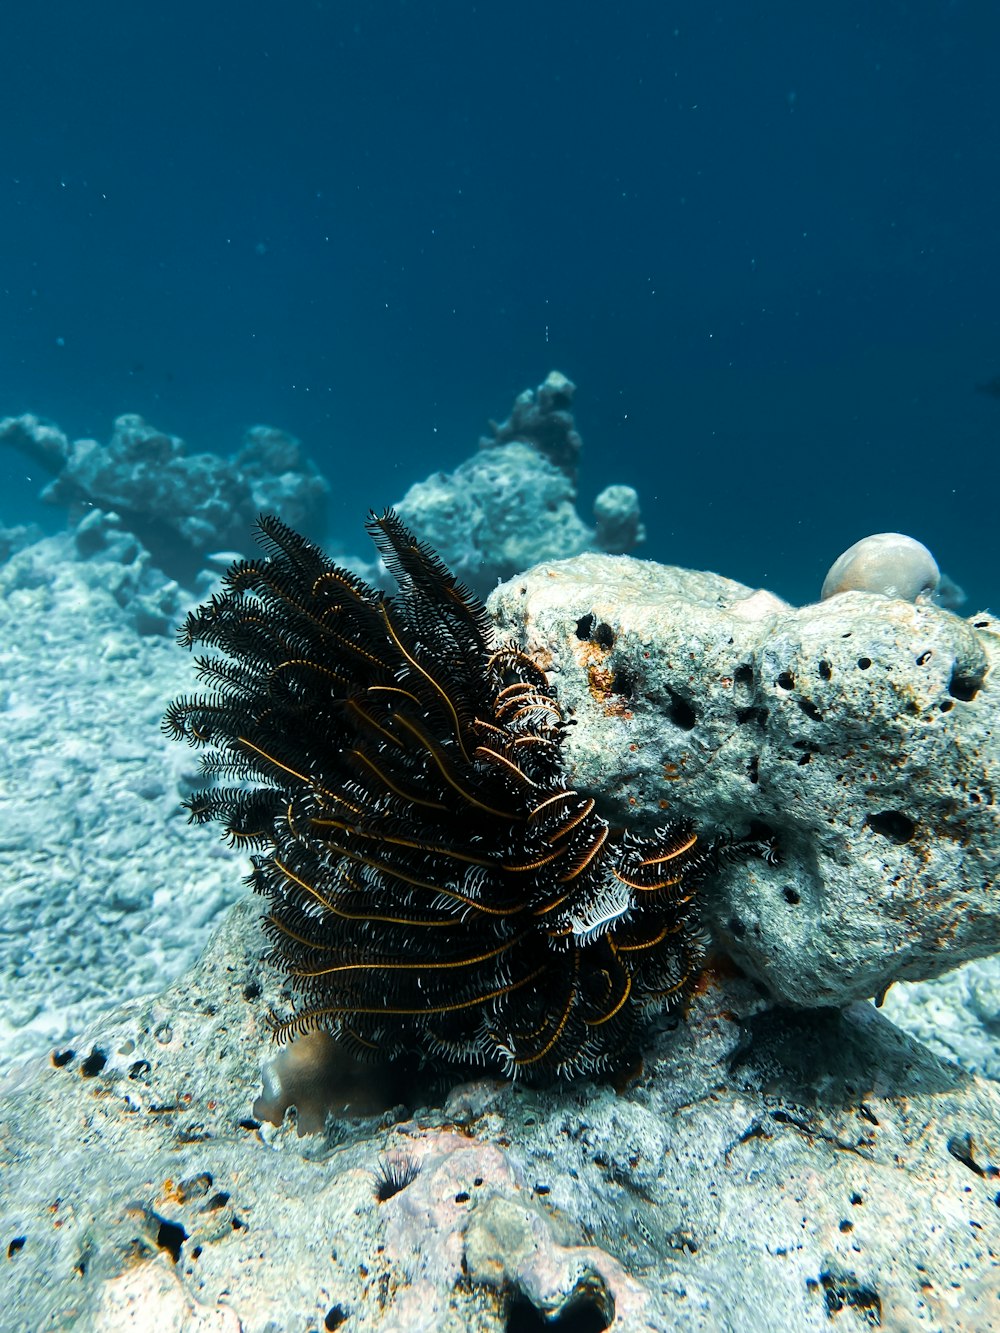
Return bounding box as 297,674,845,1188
776,671,795,690
865,811,916,844
325,1304,349,1330
80,1050,107,1077
818,660,832,680
666,690,696,730
949,663,985,702
819,1271,882,1324
574,614,595,640
611,667,636,698
506,1287,612,1332
857,657,872,670
736,704,768,726
155,1217,187,1264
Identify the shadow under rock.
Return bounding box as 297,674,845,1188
729,999,966,1107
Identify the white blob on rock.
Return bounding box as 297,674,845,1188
821,532,940,603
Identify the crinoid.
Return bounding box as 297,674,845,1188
163,510,713,1081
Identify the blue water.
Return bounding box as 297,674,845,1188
2,1,997,607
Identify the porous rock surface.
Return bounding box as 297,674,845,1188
2,901,999,1331
489,554,999,1008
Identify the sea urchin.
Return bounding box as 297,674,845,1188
163,511,711,1081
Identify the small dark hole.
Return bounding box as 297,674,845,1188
839,1219,853,1232
8,1237,26,1257
535,1184,550,1195
325,1304,349,1331
729,916,746,939
612,668,636,698
51,1049,75,1068
155,1218,187,1264
865,811,916,844
666,690,696,730
782,886,800,905
505,1290,611,1332
734,663,754,686
593,621,615,649
128,1060,151,1080
776,671,795,690
191,1244,203,1259
736,704,768,726
939,699,954,712
574,613,595,641
856,657,872,670
747,756,759,784
797,698,822,721
80,1050,107,1078
820,1272,881,1323
206,1192,230,1211
851,1192,863,1206
243,980,262,1000
818,660,832,680
231,1215,248,1231
798,752,812,765
973,619,990,629
238,1118,261,1131
916,650,932,666
455,1191,470,1203
949,664,985,702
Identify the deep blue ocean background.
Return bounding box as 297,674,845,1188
1,1,997,608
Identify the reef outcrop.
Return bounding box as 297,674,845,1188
0,412,329,578
394,372,646,594
491,554,998,1007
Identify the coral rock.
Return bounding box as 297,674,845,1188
490,553,999,1007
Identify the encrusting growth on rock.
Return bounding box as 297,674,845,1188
164,511,712,1080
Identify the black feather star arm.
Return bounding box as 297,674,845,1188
164,510,713,1081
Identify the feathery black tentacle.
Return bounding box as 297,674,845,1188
164,509,711,1081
